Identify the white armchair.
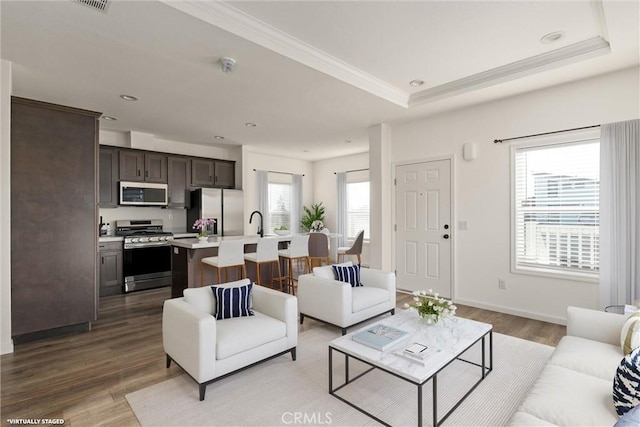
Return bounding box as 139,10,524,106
163,279,298,400
297,266,396,335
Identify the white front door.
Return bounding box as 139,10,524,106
395,159,452,297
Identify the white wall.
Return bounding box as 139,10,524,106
1,59,13,354
242,149,313,235
388,66,640,324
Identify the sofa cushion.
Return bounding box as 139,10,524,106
613,346,640,416
333,264,363,287
212,283,254,320
216,311,287,360
507,411,556,426
313,262,352,280
515,364,618,426
183,278,251,315
548,335,623,380
352,287,389,313
621,312,640,355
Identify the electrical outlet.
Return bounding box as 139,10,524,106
498,279,507,290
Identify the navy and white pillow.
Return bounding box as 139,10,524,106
613,346,640,417
332,264,363,287
211,283,254,320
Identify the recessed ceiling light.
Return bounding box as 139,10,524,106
409,80,424,87
101,115,117,121
245,122,257,127
214,135,225,139
303,150,309,153
345,140,352,144
540,31,565,45
120,94,139,101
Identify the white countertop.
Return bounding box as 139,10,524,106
99,236,123,242
170,234,294,249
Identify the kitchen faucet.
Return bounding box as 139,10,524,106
249,210,264,238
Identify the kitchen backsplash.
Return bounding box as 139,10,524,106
99,207,188,234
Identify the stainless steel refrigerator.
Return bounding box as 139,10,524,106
187,188,244,236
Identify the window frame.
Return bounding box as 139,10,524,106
509,128,600,283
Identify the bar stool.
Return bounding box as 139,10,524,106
244,237,282,289
337,229,364,265
201,240,246,286
308,232,330,269
278,234,310,295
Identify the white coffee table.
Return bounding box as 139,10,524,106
328,310,493,427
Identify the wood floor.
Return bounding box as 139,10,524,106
1,287,566,427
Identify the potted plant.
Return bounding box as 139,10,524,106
193,218,214,241
301,202,325,232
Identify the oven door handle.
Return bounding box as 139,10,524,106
124,241,171,249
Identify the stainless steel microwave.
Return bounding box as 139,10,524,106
119,181,168,206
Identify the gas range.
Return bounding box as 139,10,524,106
115,219,173,293
115,219,174,248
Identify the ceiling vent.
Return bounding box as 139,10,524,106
75,0,110,13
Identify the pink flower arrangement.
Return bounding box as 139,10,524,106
193,218,215,237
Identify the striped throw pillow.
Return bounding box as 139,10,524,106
613,346,640,417
212,283,254,320
332,264,363,287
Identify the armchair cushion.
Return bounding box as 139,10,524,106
184,278,251,315
332,264,363,287
613,346,640,416
212,283,254,320
352,287,390,313
216,311,287,359
621,312,640,355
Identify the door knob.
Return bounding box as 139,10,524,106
443,234,449,239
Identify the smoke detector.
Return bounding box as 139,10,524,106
220,57,237,73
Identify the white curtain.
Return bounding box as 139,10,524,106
336,172,347,247
599,119,640,309
255,170,269,234
291,174,303,233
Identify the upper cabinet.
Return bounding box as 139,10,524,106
214,160,235,188
119,149,167,183
191,158,215,187
167,156,191,208
191,158,235,188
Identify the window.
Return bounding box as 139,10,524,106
346,181,370,240
267,182,291,232
512,136,599,278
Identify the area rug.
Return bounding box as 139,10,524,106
126,326,553,426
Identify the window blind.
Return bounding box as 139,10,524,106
514,140,599,274
268,183,292,232
346,181,370,240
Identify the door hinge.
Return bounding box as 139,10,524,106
394,224,397,231
394,178,397,185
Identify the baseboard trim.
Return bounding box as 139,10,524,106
454,298,567,326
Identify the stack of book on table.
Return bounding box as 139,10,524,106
352,324,410,351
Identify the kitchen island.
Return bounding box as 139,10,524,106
170,235,293,297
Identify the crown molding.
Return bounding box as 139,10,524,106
408,36,611,106
161,0,409,108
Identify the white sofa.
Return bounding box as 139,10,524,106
508,306,629,426
297,266,396,335
163,279,298,400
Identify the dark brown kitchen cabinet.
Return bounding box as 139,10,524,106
99,146,118,208
191,158,215,187
99,241,123,296
119,149,167,183
11,97,100,342
191,158,235,188
167,156,191,208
